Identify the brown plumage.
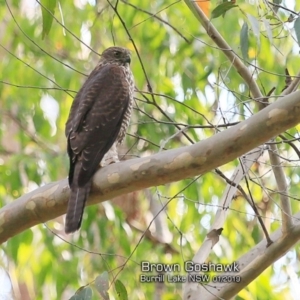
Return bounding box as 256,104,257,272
65,46,135,234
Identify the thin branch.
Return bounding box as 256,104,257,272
137,90,212,124
268,144,293,233
215,165,272,244
190,33,299,80
184,0,263,103
267,1,299,15
35,0,100,57
121,0,190,43
200,212,300,300
159,127,188,150
137,92,195,144
111,177,199,283
107,0,195,146
183,147,265,297
132,111,239,129
0,44,73,97
5,1,88,77
127,133,166,150
241,162,273,245
277,134,300,160
185,0,294,233
183,4,296,299
281,69,300,96
0,80,77,94
2,111,59,156
107,1,195,145
107,0,154,94
268,136,300,145
166,194,284,222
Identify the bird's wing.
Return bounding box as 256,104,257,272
66,64,130,187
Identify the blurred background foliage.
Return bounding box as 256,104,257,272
0,0,300,299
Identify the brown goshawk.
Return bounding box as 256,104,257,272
65,46,135,234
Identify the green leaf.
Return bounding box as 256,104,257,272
115,280,128,300
70,287,93,300
40,0,57,39
265,14,278,21
211,2,238,19
294,17,300,46
263,17,272,44
247,13,260,46
95,272,110,300
240,22,249,60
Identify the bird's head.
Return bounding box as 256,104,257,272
101,46,131,65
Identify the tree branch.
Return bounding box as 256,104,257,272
184,0,295,262
183,147,265,298
1,90,299,244
268,144,293,233
184,0,263,102
187,211,300,300
282,70,300,96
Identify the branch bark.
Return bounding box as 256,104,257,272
0,90,300,244
182,6,295,297
183,1,294,224
183,147,265,298
268,144,293,233
186,211,300,300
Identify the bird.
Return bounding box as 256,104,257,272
64,46,135,234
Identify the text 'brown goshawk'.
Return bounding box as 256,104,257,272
65,46,135,234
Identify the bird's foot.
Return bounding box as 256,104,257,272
100,149,119,167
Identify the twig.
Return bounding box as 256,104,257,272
184,0,263,103
0,80,77,94
107,0,195,146
6,1,88,77
121,0,190,43
198,214,300,299
159,127,188,151
3,111,59,156
278,134,300,159
137,92,195,144
35,0,100,56
183,147,265,298
107,0,154,94
267,144,293,233
241,164,273,246
215,165,273,245
184,0,294,234
267,1,299,16
127,133,165,150
281,70,300,96
0,44,73,97
137,90,212,124
183,3,295,298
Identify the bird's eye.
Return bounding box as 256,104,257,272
114,51,121,57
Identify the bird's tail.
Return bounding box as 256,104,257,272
65,164,92,234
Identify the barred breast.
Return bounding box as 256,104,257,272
116,65,135,144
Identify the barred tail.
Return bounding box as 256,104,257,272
65,163,92,234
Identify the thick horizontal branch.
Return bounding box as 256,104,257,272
0,90,300,244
